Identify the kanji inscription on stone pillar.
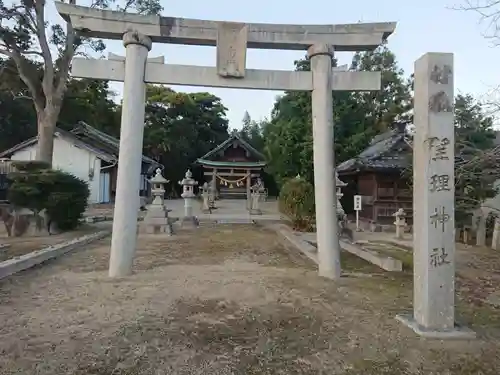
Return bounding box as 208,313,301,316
216,21,248,78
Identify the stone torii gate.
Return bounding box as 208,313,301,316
56,2,396,279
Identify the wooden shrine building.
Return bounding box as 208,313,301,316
337,123,413,227
196,132,267,200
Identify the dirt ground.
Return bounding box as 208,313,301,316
0,225,499,375
0,224,98,262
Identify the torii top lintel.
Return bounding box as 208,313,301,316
55,2,396,51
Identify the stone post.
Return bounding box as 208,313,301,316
308,44,341,280
108,31,152,278
201,182,211,213
178,170,199,228
475,214,486,247
212,169,217,199
492,218,500,250
246,172,251,210
397,53,473,338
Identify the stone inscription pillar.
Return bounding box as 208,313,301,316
308,44,341,280
108,31,152,277
397,53,473,338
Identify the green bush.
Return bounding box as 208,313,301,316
8,162,89,231
278,176,315,231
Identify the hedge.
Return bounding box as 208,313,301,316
7,161,89,231
278,176,315,231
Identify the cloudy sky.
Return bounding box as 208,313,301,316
49,0,500,128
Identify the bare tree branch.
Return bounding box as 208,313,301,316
456,0,500,44
0,47,44,112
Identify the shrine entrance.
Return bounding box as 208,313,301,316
56,2,393,278
196,132,267,207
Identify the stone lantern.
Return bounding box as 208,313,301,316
143,168,173,234
336,171,347,217
178,169,199,228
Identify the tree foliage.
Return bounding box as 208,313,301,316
0,0,162,164
0,59,121,152
264,45,412,187
404,94,498,225
239,111,266,152
143,85,230,194
454,94,498,223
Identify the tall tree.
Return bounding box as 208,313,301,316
239,111,266,152
454,93,498,223
264,45,412,186
59,79,120,136
0,0,162,165
0,57,37,151
404,94,499,225
0,59,120,152
143,85,230,193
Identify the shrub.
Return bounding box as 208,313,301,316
278,176,315,231
8,162,89,231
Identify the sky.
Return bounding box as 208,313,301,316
49,0,500,129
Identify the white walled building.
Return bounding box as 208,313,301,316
0,122,162,204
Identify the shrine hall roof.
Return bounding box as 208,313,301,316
196,132,267,168
337,125,411,174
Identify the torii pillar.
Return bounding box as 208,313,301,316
108,31,151,277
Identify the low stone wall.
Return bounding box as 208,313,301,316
339,240,403,272
273,224,403,272
84,215,113,223
275,224,318,264
0,230,111,280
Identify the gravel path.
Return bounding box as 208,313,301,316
0,225,498,374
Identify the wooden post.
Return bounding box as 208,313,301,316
212,168,217,199
246,170,251,210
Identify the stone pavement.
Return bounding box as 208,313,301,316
85,199,284,222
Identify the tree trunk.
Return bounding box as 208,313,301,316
36,111,57,165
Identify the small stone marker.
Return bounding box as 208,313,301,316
396,52,474,339
216,21,248,78
475,214,487,247
492,218,500,250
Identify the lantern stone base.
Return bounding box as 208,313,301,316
250,208,262,215
143,207,173,235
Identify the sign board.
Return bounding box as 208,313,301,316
354,195,362,211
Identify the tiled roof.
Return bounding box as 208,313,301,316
196,132,266,163
0,122,162,172
337,128,411,173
